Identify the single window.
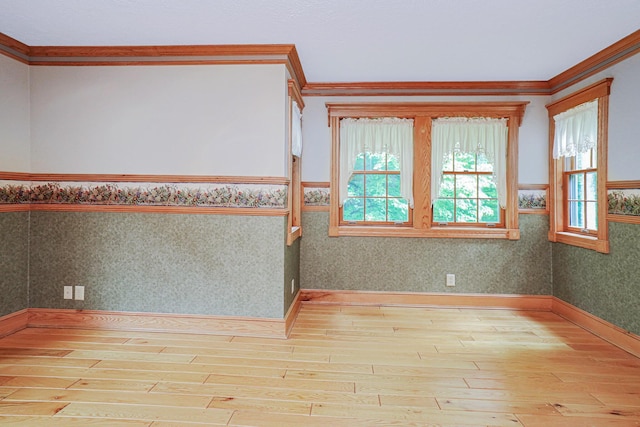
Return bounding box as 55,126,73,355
546,79,611,253
431,117,508,227
338,117,414,226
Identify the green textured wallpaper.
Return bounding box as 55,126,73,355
553,222,640,335
29,211,285,318
283,231,301,316
300,212,552,295
0,211,29,317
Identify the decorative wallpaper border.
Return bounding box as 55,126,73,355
518,189,547,211
302,183,548,212
303,187,330,206
0,181,287,208
608,189,640,217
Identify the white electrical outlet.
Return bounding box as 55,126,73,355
446,274,456,287
291,279,295,294
74,285,85,301
63,286,73,299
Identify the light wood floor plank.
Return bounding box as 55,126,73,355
0,304,637,426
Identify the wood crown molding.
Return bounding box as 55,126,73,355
549,29,640,94
2,30,638,97
304,81,551,97
0,34,307,89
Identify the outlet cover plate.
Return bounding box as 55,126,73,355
74,286,85,301
63,286,73,299
446,274,456,287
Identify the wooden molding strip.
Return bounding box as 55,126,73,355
0,172,31,181
302,181,330,188
300,289,553,311
304,81,551,97
0,309,29,338
0,32,30,63
2,30,638,97
27,308,290,339
518,184,548,191
552,297,640,358
28,44,296,58
607,180,640,190
549,29,640,94
302,205,330,212
27,204,288,216
608,214,640,225
284,291,303,337
23,173,289,185
0,205,30,212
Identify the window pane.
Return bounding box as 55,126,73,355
479,199,499,223
456,198,478,223
569,201,584,228
388,174,401,197
365,198,387,221
353,153,365,171
364,152,372,170
388,198,409,222
365,174,386,197
586,201,598,230
575,150,593,170
478,175,497,198
343,198,364,221
454,152,476,172
568,173,584,201
387,154,400,171
433,199,454,222
586,172,597,201
348,174,364,196
370,152,387,171
439,174,454,198
456,175,478,198
442,152,453,172
477,153,493,172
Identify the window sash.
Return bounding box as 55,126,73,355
339,118,414,209
432,117,508,209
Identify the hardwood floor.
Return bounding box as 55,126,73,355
0,304,639,426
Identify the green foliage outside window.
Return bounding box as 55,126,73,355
343,152,409,223
433,151,500,224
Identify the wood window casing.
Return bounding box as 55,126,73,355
546,78,612,253
327,102,527,239
287,80,304,246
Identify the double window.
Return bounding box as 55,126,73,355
547,79,611,253
327,103,527,239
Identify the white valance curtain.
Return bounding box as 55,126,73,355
291,101,303,157
552,100,598,159
432,117,508,208
339,117,414,207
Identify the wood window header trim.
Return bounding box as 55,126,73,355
546,78,613,116
326,102,529,126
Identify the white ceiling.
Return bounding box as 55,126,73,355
0,0,638,83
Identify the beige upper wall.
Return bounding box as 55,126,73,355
29,64,288,176
0,54,30,172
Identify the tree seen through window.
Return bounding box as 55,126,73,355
433,151,501,224
342,152,409,223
